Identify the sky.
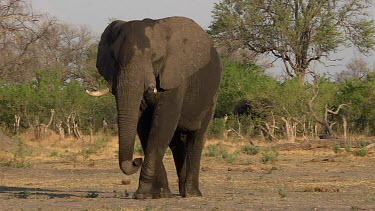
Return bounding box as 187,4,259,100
30,0,374,78
31,0,220,34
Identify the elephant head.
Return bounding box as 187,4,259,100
92,17,214,175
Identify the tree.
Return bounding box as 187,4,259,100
336,71,375,135
0,0,98,85
209,0,375,83
0,0,57,82
336,57,374,81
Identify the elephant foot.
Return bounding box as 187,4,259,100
133,187,172,199
161,188,172,198
180,185,202,198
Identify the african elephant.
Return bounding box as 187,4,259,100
233,98,273,119
86,17,222,199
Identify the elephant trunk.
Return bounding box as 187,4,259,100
116,70,144,175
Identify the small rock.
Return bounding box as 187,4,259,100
121,179,131,185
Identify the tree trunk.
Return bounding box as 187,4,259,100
14,115,20,135
343,116,347,140
56,121,65,140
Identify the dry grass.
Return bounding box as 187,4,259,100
0,134,374,210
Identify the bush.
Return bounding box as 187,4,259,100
243,144,261,155
205,144,239,163
49,150,59,157
208,118,226,139
333,143,340,154
205,144,229,158
261,151,279,164
355,147,368,157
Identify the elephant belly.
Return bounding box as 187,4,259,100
178,103,210,131
177,59,221,131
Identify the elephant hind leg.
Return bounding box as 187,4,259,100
169,130,187,195
179,105,216,197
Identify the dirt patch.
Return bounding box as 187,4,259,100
1,136,374,210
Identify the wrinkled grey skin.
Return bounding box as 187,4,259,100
95,17,222,199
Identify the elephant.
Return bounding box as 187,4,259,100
86,16,222,199
233,98,273,119
233,98,251,116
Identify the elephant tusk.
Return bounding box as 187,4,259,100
147,84,157,94
86,87,110,97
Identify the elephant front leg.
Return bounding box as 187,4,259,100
134,88,184,199
136,110,171,199
134,158,171,199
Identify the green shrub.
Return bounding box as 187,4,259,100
49,150,59,157
226,151,240,164
18,190,32,199
261,151,279,164
205,144,229,158
333,143,340,154
205,144,239,163
81,147,96,159
355,147,368,157
278,189,286,198
243,144,261,155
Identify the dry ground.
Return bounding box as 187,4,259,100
0,133,374,211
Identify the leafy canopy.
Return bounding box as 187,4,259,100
209,0,375,82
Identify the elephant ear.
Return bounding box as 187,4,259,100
96,20,126,82
159,18,213,90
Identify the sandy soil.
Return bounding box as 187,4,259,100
0,135,374,211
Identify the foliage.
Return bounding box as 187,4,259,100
335,73,375,135
333,143,341,154
209,60,375,140
278,189,287,198
210,0,375,82
355,147,368,157
49,150,59,157
208,118,227,139
204,144,239,163
215,61,277,117
1,1,375,142
0,69,116,136
260,151,279,164
243,144,260,155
